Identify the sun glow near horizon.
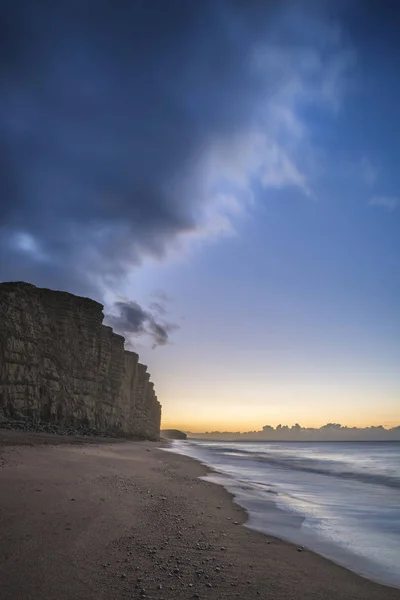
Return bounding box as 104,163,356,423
155,367,400,433
161,418,400,434
160,395,400,433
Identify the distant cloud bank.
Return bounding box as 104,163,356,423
189,423,400,441
369,196,399,211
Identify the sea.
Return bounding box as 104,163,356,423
166,440,400,589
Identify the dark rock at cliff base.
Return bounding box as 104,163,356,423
161,429,187,440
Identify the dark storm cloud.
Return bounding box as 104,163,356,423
106,300,179,349
148,302,167,317
0,0,286,298
1,0,376,301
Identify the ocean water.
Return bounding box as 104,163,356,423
167,440,400,588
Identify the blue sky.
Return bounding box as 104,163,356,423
1,1,399,430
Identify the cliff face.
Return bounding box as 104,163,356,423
0,282,161,440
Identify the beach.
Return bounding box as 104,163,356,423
0,432,398,600
170,439,400,587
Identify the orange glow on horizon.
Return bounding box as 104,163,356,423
156,373,400,435
161,416,400,433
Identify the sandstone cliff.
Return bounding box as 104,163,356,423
0,282,161,440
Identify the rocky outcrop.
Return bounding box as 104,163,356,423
0,282,161,440
161,429,187,440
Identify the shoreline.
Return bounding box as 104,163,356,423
0,431,399,599
166,441,400,590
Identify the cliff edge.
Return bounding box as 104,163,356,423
0,282,161,440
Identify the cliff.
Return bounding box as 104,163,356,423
0,282,161,440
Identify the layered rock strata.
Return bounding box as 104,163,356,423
0,282,161,440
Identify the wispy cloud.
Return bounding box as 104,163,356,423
105,297,179,350
361,157,378,186
195,35,354,225
369,196,399,211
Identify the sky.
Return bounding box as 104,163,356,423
0,0,399,432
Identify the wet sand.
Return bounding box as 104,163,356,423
0,431,398,600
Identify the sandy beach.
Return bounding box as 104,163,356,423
0,432,398,600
